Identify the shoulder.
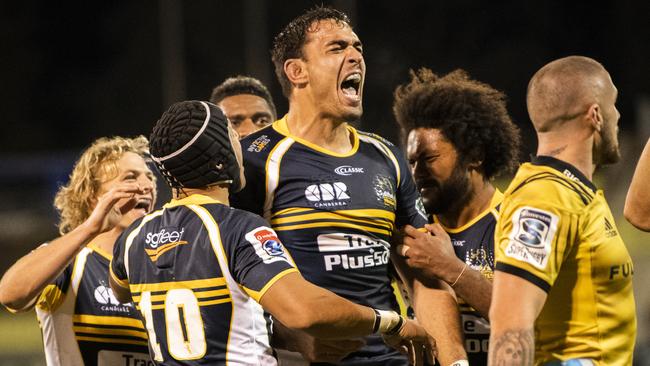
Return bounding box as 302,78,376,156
356,129,406,160
505,163,595,211
240,124,287,161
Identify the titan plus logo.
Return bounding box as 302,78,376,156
145,228,185,248
305,182,350,208
334,165,364,176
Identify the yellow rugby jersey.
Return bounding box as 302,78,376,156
494,156,636,365
3,243,150,366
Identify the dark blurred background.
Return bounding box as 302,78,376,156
1,1,649,364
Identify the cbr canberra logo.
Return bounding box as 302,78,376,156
334,165,364,176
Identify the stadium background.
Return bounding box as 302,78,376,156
0,1,648,364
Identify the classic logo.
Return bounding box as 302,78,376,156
246,227,291,264
305,182,350,208
505,206,558,269
334,165,364,176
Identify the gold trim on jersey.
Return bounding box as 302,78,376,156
271,208,395,236
273,116,360,157
434,190,503,233
109,265,129,289
130,278,231,310
35,284,66,312
75,336,148,346
88,243,112,260
357,133,401,187
243,268,300,302
74,314,145,328
144,240,189,261
164,194,224,208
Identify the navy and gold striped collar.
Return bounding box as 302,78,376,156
531,156,597,193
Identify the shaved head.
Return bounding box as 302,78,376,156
527,56,610,132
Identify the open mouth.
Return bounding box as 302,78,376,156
340,73,362,101
134,198,152,212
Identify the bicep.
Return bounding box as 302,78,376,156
489,270,547,332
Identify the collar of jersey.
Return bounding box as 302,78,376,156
531,155,597,192
272,115,360,157
88,243,112,260
433,189,503,233
164,194,225,208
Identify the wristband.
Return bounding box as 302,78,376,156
450,263,468,287
450,360,469,366
373,309,404,335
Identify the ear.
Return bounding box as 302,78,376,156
586,103,603,132
284,59,308,88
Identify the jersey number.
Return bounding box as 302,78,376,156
140,289,207,361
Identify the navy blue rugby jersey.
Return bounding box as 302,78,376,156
432,190,502,365
3,244,150,366
233,117,428,365
110,194,298,366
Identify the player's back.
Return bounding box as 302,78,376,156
111,194,298,365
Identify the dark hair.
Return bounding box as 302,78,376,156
271,6,351,97
209,75,277,120
393,68,521,180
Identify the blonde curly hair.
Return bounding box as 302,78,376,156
54,136,151,234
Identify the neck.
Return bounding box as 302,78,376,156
536,125,594,180
438,179,495,228
286,101,353,154
173,185,230,205
90,228,123,255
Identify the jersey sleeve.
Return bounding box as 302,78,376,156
393,146,428,228
494,193,579,292
226,211,298,302
109,230,130,290
34,243,73,313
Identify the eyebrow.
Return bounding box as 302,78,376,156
326,39,363,48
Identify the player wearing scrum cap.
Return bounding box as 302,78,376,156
109,100,435,365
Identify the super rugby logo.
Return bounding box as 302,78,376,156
505,206,558,269
245,226,291,264
334,165,364,176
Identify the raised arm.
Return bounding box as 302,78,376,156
0,183,141,311
625,138,650,231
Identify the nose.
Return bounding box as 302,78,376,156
236,119,257,139
347,47,363,65
139,174,154,193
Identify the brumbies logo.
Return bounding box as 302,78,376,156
505,207,558,269
245,226,291,264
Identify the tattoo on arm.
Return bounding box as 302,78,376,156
489,329,534,366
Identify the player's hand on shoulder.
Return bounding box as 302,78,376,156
383,318,437,366
396,224,465,284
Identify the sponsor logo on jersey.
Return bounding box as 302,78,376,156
415,197,428,220
145,227,185,248
452,239,466,247
334,165,364,176
317,233,390,271
245,226,292,264
247,135,270,152
97,350,154,366
305,182,350,208
373,175,396,209
604,217,618,238
562,169,581,183
94,284,133,312
505,207,558,269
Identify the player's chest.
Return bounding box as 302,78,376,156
274,149,398,211
75,256,139,317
